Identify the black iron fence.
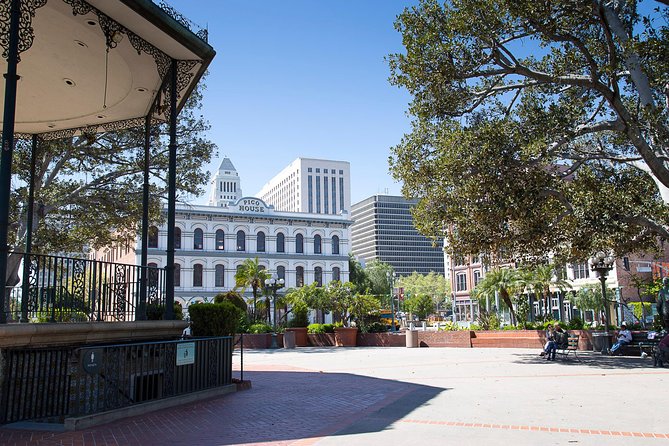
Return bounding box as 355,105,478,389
1,337,233,423
5,253,165,322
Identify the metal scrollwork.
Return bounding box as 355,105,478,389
126,31,170,79
177,60,199,98
1,0,47,60
71,258,86,302
114,264,127,321
158,1,191,31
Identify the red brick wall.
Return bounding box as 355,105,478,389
471,330,544,348
357,333,406,347
416,330,472,348
308,333,336,346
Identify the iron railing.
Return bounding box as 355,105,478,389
1,337,233,423
5,253,165,322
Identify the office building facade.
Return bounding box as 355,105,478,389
256,158,351,215
350,195,444,276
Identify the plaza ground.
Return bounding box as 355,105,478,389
0,346,667,445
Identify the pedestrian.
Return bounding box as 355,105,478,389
608,321,632,355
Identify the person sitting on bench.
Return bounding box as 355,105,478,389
540,324,556,358
609,322,632,355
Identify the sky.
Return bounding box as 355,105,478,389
165,0,419,206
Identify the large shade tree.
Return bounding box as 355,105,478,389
389,0,669,264
7,85,215,288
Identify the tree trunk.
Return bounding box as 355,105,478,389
501,290,517,325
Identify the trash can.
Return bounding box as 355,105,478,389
406,329,419,348
591,332,612,353
283,330,296,349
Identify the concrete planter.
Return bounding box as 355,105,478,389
334,327,358,347
285,327,309,347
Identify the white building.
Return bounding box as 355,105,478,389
208,157,242,206
256,157,351,215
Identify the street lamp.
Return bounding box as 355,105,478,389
588,251,615,353
386,271,396,332
264,274,285,330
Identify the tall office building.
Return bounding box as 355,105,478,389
256,158,351,215
350,195,444,276
208,157,242,207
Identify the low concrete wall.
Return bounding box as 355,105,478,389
0,321,188,348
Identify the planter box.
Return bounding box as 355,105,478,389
334,327,358,347
285,327,309,347
234,333,273,349
417,330,472,348
471,330,544,348
357,332,405,347
308,333,336,347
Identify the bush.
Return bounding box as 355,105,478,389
308,323,325,334
188,302,243,336
248,323,273,334
146,301,184,320
214,291,247,312
567,317,585,330
288,302,309,328
364,321,388,333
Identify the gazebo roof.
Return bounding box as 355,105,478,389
0,0,215,140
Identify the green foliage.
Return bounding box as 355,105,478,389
214,291,247,312
513,295,531,329
364,321,389,333
187,302,243,336
146,301,184,320
365,260,395,296
404,294,435,320
349,294,381,330
567,317,585,330
388,0,669,263
348,254,372,293
34,310,88,323
307,323,335,334
473,268,521,324
573,284,614,312
234,257,270,322
476,309,500,331
248,323,273,334
396,271,451,310
437,321,459,331
288,301,309,328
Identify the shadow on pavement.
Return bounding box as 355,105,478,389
0,370,446,446
514,350,665,369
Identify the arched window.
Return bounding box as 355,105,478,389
277,265,285,281
237,230,246,251
276,232,285,253
332,266,340,282
257,231,266,252
314,234,322,254
331,235,340,255
194,228,204,250
296,266,304,287
174,263,181,287
215,264,225,287
193,264,203,287
148,262,159,288
216,230,225,250
295,233,304,253
148,226,158,248
174,227,182,249
314,267,323,287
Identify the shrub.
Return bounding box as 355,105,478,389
248,323,273,334
146,301,184,320
321,323,335,333
437,321,459,331
308,323,325,334
567,317,585,330
364,321,388,333
214,291,248,312
288,302,309,328
188,302,243,336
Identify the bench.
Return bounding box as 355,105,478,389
556,334,580,361
617,331,660,357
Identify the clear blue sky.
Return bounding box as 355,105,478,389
166,0,418,205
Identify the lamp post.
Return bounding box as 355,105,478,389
387,271,396,332
588,252,615,354
264,274,284,348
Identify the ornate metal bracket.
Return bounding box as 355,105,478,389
0,0,47,60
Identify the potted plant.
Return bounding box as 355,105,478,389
326,281,359,347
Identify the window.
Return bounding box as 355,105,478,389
296,266,304,287
456,273,467,292
473,270,482,286
257,231,266,252
623,257,630,271
296,233,304,253
276,232,285,253
191,228,204,250
216,230,225,250
331,235,339,255
314,234,322,254
174,263,181,287
174,227,181,249
332,177,337,214
277,265,285,281
314,267,323,287
332,267,340,282
324,177,329,213
308,176,313,213
316,176,321,213
193,264,203,287
237,230,246,251
148,226,158,248
215,265,225,287
572,263,589,280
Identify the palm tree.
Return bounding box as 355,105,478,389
523,264,572,321
235,257,270,322
473,268,522,325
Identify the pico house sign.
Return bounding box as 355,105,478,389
233,197,270,214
